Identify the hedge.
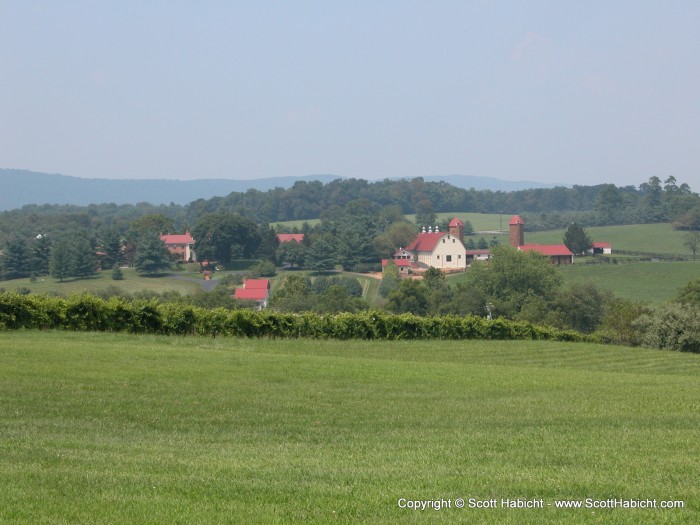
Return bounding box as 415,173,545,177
0,292,595,343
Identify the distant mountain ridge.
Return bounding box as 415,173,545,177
0,169,558,211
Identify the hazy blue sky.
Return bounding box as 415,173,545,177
1,1,699,187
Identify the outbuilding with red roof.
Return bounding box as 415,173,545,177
234,278,270,309
518,244,574,264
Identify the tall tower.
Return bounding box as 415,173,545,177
448,217,464,243
509,215,524,247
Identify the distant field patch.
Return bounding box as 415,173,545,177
0,268,202,296
0,332,698,524
558,261,700,303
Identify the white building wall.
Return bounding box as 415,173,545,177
415,234,467,269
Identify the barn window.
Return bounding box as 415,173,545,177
446,255,452,262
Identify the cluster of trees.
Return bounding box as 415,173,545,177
376,247,611,334
0,233,99,282
270,275,367,314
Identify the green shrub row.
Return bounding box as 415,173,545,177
0,292,594,342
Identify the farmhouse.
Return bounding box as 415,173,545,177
393,222,468,272
160,232,196,263
234,278,270,309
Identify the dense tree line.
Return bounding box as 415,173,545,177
2,176,697,244
2,176,699,280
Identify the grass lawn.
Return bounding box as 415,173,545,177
0,268,204,296
1,331,698,524
558,261,700,304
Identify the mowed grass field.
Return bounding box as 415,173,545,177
1,332,698,524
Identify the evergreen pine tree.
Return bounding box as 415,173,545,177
304,238,336,273
134,233,172,275
50,238,74,282
563,223,593,255
30,234,52,276
102,228,123,268
1,236,29,280
73,237,98,278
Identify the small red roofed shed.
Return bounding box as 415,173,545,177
519,244,573,264
234,278,270,308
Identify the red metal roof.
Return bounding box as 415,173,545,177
160,232,194,245
592,242,611,248
404,232,447,252
449,217,464,227
519,244,573,256
244,279,270,289
509,215,524,225
277,234,305,243
234,288,269,301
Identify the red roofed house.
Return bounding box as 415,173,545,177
234,278,270,309
160,232,196,262
277,233,305,243
402,224,467,271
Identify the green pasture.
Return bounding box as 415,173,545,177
274,218,320,230
557,261,700,304
1,331,698,524
525,223,693,255
413,212,508,232
0,268,203,296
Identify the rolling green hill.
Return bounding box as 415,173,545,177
524,223,693,255
1,332,698,524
